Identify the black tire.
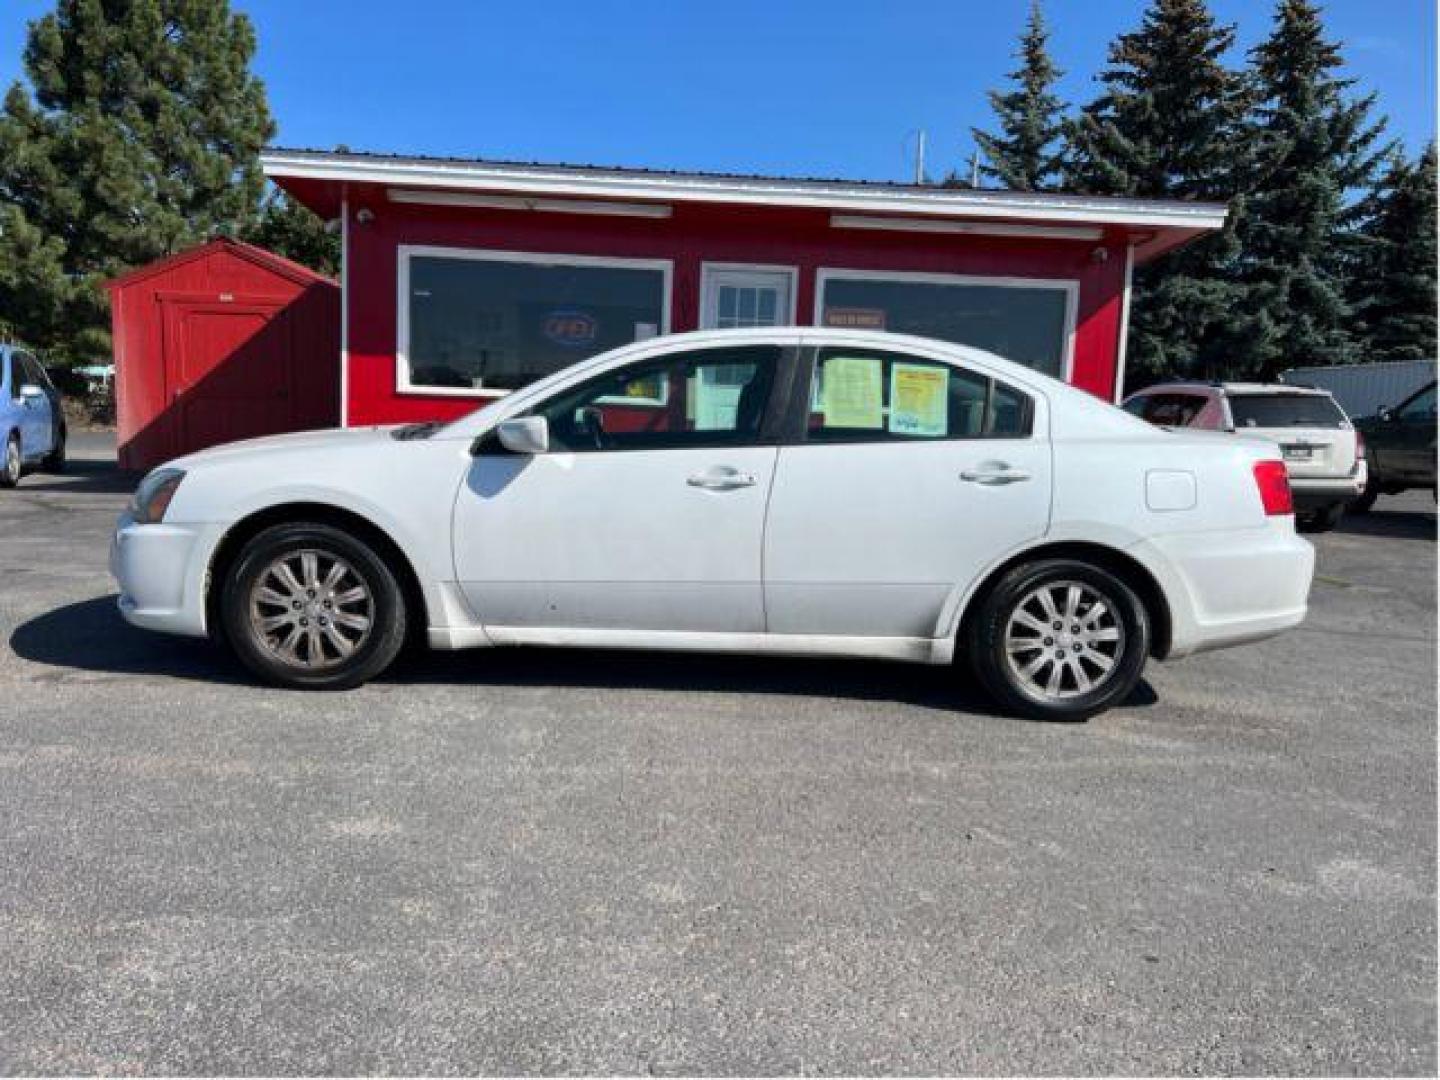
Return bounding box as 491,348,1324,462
965,558,1151,722
220,522,408,690
1298,502,1344,533
0,432,20,488
42,425,65,472
1349,485,1379,514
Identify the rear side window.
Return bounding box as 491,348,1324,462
1229,394,1346,429
805,348,1031,443
1129,392,1209,427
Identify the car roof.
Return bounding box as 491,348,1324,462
1130,380,1333,398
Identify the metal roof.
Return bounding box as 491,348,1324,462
263,147,1230,233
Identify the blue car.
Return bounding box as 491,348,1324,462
1,344,66,487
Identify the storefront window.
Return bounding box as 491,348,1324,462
818,273,1072,377
401,250,669,392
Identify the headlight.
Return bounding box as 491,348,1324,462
129,468,186,524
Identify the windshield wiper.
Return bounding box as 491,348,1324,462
391,421,444,441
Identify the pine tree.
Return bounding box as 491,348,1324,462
0,0,275,365
1349,144,1437,364
1236,0,1391,376
245,188,340,278
972,1,1066,191
1064,0,1250,381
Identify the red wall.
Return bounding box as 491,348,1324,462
345,194,1129,427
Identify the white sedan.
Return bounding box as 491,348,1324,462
111,329,1314,721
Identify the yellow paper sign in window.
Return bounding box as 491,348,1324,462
821,356,884,429
890,363,949,437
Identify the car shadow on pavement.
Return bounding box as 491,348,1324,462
10,594,1159,720
389,643,1159,721
8,595,246,686
13,459,139,495
1337,508,1436,542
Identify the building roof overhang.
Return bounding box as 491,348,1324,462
264,147,1227,263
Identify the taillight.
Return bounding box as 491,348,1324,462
1355,430,1366,459
1253,459,1294,516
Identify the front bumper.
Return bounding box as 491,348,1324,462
110,511,219,637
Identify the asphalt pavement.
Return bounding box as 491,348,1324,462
0,432,1434,1075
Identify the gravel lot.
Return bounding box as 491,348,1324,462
1,432,1434,1075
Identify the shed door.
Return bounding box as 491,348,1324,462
161,297,292,457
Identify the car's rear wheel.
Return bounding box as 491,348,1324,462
1,433,20,488
43,425,65,472
1299,503,1344,532
966,559,1151,722
221,522,407,690
1349,485,1379,514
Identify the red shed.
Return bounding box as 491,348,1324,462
263,148,1227,429
108,237,340,471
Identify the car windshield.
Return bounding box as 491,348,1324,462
1229,394,1346,429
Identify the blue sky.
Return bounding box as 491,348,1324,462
1,0,1434,182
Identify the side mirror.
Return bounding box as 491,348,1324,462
495,415,549,455
18,384,45,405
1379,408,1394,423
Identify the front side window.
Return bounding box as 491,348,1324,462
1229,393,1347,429
805,348,1030,443
403,251,669,393
817,273,1071,376
530,345,780,453
1398,385,1436,422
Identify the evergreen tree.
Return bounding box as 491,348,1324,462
1349,144,1437,363
245,188,340,278
1236,0,1390,376
972,1,1066,191
0,0,274,365
1064,0,1250,381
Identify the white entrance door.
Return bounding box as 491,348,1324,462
697,266,795,429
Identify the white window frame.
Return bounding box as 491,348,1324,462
813,267,1079,383
396,244,674,398
699,262,799,330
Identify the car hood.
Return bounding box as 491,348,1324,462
167,426,403,469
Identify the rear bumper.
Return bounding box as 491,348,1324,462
1290,472,1366,510
1130,521,1315,659
110,511,219,637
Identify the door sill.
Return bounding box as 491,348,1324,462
429,624,950,664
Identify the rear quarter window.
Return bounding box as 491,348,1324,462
1229,394,1346,429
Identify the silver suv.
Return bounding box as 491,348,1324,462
1124,381,1365,532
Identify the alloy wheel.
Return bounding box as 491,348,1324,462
1003,580,1126,701
248,548,375,670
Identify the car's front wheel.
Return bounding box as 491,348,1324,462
966,559,1151,722
1,432,20,488
220,522,408,690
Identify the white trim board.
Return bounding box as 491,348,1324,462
263,150,1229,232
394,244,674,399
812,267,1080,383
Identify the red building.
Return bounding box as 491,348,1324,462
108,237,339,470
264,148,1226,428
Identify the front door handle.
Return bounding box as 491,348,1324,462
687,466,758,491
960,463,1032,485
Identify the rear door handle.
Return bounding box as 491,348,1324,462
687,466,757,491
960,464,1032,485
